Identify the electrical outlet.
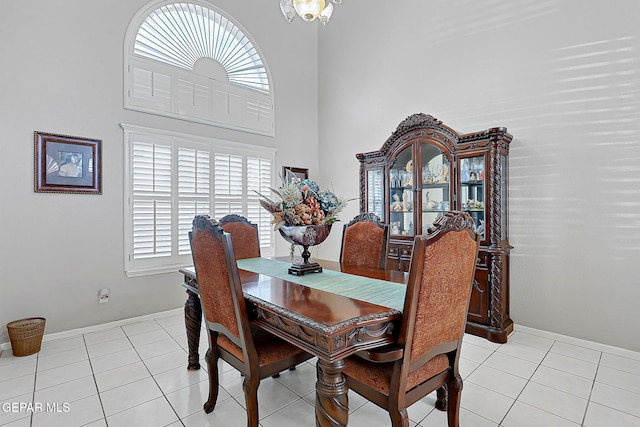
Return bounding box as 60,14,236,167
99,288,110,304
99,294,109,303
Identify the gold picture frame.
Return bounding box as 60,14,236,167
34,131,102,194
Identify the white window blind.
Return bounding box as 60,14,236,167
367,169,384,220
214,153,244,218
133,3,269,93
247,157,273,247
125,2,274,136
178,147,211,255
123,124,275,276
213,152,273,250
132,140,172,259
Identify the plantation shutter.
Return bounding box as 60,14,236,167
126,4,274,136
247,157,272,248
130,60,172,112
214,153,244,218
178,147,211,255
367,169,384,219
124,124,275,276
131,140,172,259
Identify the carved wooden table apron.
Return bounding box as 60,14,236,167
180,258,407,427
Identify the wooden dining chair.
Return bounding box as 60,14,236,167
339,212,389,269
189,215,314,427
342,211,480,427
218,214,261,260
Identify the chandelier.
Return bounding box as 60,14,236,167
280,0,343,26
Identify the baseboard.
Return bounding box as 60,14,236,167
3,317,639,363
514,324,640,361
0,308,183,352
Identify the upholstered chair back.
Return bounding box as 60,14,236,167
190,215,313,426
342,211,479,427
340,213,389,269
402,211,479,364
219,214,261,260
189,215,245,341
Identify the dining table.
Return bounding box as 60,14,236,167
179,257,408,427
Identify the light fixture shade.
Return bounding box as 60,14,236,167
319,3,333,26
280,0,296,23
293,0,325,22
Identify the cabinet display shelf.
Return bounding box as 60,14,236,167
357,113,513,343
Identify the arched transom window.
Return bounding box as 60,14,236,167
125,1,274,135
135,3,269,93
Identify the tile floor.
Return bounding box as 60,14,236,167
1,311,639,427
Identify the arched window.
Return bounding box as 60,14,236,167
124,1,274,135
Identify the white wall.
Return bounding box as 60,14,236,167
316,0,640,352
3,0,639,355
0,0,319,344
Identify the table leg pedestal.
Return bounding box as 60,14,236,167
315,359,348,427
184,289,202,370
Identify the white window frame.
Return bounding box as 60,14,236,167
122,123,276,277
124,1,274,136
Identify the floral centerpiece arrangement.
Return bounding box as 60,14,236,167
257,174,349,275
257,175,348,230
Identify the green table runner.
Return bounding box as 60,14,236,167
236,258,406,312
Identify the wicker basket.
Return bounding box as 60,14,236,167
6,317,46,357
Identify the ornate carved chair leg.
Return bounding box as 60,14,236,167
243,376,260,427
315,359,349,427
446,376,462,427
435,385,448,411
203,333,219,413
184,289,202,370
388,406,409,427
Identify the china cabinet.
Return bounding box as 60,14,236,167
356,113,513,342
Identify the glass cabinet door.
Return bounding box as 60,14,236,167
460,155,486,240
389,146,414,237
366,168,384,220
420,143,450,234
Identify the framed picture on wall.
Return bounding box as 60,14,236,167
34,131,102,194
282,166,308,182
